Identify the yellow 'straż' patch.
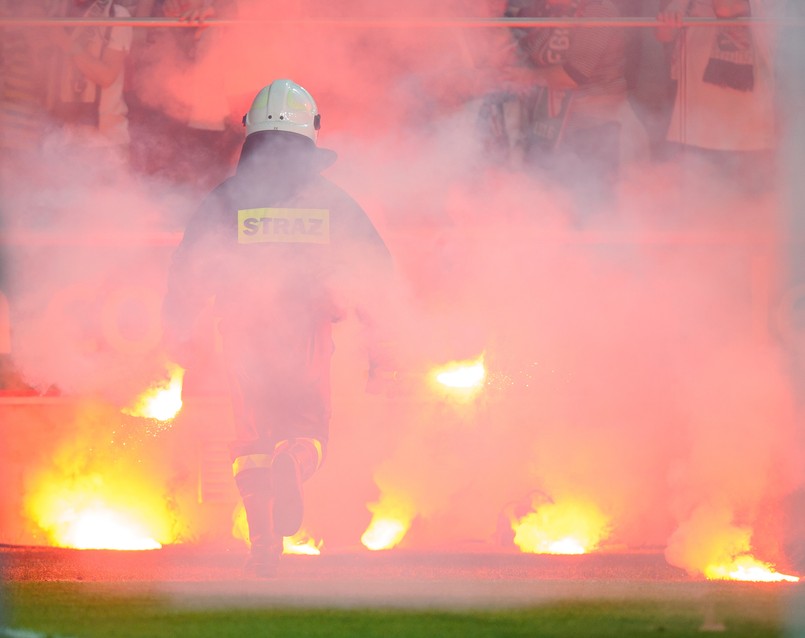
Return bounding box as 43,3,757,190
238,208,330,244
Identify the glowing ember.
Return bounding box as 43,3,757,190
283,530,323,555
27,473,170,550
429,353,486,399
705,555,800,583
511,498,610,555
123,363,185,421
361,493,415,551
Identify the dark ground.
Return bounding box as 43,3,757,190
0,543,758,610
3,544,805,638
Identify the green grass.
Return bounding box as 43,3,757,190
2,582,798,638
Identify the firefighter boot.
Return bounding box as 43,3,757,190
234,466,280,578
271,438,322,538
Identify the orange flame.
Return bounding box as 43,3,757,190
705,556,799,583
283,530,323,555
361,493,415,551
47,507,161,551
123,363,184,422
428,353,486,399
704,554,799,583
667,510,800,583
26,472,175,550
511,498,611,555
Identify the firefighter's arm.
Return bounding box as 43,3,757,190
354,243,405,394
359,264,413,397
162,269,213,370
360,305,406,396
161,212,218,369
365,337,400,395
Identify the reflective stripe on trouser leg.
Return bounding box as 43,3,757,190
232,453,273,477
273,438,323,482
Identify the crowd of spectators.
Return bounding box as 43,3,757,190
464,0,781,217
0,0,785,204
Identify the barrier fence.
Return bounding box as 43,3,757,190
1,16,803,28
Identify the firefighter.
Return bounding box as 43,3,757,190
162,79,396,578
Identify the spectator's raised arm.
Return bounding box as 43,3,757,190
164,0,216,37
656,0,691,43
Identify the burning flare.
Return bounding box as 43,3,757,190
511,498,611,555
666,507,800,583
428,353,486,399
27,472,172,550
49,507,161,551
361,492,415,551
706,555,799,583
123,363,185,422
283,530,323,555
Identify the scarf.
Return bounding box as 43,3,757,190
702,7,755,91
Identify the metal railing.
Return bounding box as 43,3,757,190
0,16,800,28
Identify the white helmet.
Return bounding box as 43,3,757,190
243,79,321,143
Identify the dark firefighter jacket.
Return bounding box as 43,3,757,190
161,131,394,373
